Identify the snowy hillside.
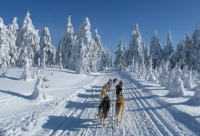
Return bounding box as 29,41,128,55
1,67,200,136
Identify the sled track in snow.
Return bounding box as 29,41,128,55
120,72,200,136
49,76,107,136
34,76,107,136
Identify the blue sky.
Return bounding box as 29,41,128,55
1,0,200,59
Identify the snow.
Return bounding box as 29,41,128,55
1,67,200,135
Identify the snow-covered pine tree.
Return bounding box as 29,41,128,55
70,17,97,72
39,27,56,67
114,40,123,69
165,67,175,90
158,60,170,86
103,46,112,68
138,57,146,78
0,17,10,69
185,32,193,69
150,30,163,69
127,24,144,66
173,38,187,68
146,55,156,81
76,39,87,74
163,30,174,62
142,43,149,67
94,28,104,71
58,15,76,69
168,65,185,97
21,56,32,81
192,23,200,70
17,11,40,67
182,66,193,89
7,17,19,66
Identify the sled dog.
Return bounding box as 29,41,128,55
116,87,122,98
107,79,112,91
119,80,124,89
97,95,110,127
113,78,118,86
99,84,108,101
116,94,125,126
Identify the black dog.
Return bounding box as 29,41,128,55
97,95,110,127
116,87,122,98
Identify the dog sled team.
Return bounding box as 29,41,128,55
97,78,125,127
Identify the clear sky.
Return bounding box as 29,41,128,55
1,0,200,59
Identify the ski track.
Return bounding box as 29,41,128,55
1,69,200,136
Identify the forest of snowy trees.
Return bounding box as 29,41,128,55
0,11,56,70
1,11,200,78
114,23,200,71
56,16,112,75
114,23,200,97
0,11,112,75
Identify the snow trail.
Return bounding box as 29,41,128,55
1,68,200,136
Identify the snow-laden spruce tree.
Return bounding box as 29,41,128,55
58,15,76,69
173,38,186,68
104,46,113,68
182,66,193,89
59,52,63,70
163,30,174,62
21,56,32,81
154,67,159,82
193,82,200,100
165,67,175,90
7,17,19,66
185,32,193,69
127,24,144,66
30,69,48,100
70,17,98,72
192,23,200,70
17,11,40,67
168,65,185,97
114,40,124,69
142,43,149,67
93,28,104,70
138,57,146,79
134,61,139,73
0,17,10,70
76,39,87,74
150,30,163,69
39,27,56,67
158,60,170,86
146,55,156,81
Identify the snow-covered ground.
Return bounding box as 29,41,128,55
1,67,200,136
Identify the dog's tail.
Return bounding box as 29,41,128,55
116,104,122,117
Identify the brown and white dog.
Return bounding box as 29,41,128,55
99,84,108,101
115,94,125,126
97,95,110,127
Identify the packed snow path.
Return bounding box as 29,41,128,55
0,68,200,136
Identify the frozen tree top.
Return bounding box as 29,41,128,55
154,30,157,36
168,30,171,35
81,17,91,31
26,11,30,18
12,17,18,24
0,17,3,28
66,15,72,28
167,30,172,45
196,23,200,30
131,23,141,41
